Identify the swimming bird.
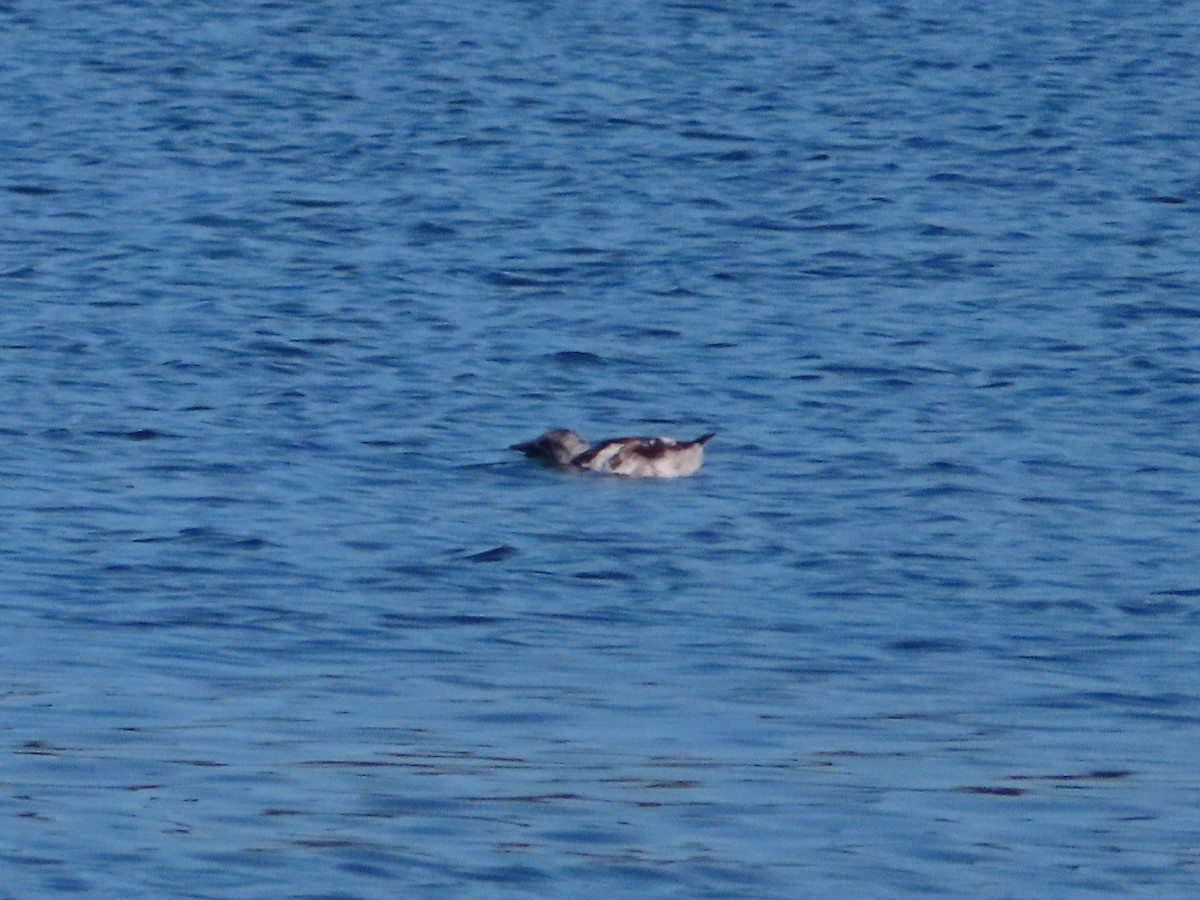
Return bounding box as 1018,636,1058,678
510,429,715,478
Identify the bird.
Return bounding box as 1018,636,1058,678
510,429,715,478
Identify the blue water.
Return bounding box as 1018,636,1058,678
4,1,1200,896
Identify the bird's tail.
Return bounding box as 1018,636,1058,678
694,432,716,446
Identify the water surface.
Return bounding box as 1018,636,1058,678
3,1,1200,896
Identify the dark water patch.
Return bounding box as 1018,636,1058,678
1164,393,1200,407
287,53,332,71
465,709,566,725
888,638,965,654
300,335,350,347
889,549,971,564
1009,770,1134,783
17,740,65,756
461,545,517,564
381,750,528,768
463,792,583,805
132,526,273,550
545,350,605,368
278,196,348,209
728,215,804,232
621,779,700,791
336,862,394,880
560,244,614,257
812,749,911,762
7,184,58,196
919,224,976,238
622,327,683,340
905,482,986,499
245,339,315,358
715,148,755,162
532,607,643,627
407,220,459,243
680,128,755,142
87,428,171,442
463,863,549,887
542,826,627,846
1019,494,1088,507
815,362,890,378
342,539,390,552
955,786,1025,797
1041,340,1088,354
925,460,982,476
382,613,503,628
881,711,948,722
1117,599,1188,616
184,213,261,230
122,605,256,630
386,562,447,579
43,875,91,893
1102,301,1200,323
1009,597,1099,614
687,525,732,544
